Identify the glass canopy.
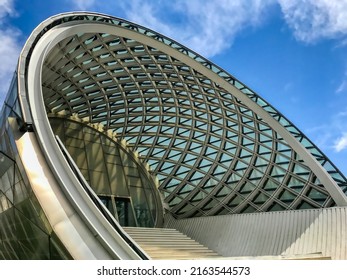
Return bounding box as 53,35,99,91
41,30,345,218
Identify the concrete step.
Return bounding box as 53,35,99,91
123,226,221,260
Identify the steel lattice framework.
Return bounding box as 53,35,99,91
19,12,347,219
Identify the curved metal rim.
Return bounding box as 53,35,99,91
18,13,347,220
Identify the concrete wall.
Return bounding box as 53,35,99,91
165,207,347,259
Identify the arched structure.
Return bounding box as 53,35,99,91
0,12,346,259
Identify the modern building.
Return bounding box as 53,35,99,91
0,12,346,260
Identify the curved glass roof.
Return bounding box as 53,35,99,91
18,12,347,219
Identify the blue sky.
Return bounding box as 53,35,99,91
0,0,347,176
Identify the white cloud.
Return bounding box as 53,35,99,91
175,0,275,57
69,0,276,57
70,0,96,11
307,110,347,153
67,0,347,54
336,79,347,94
0,0,15,19
0,0,21,104
336,70,347,94
68,0,347,51
278,0,347,43
108,0,275,57
120,0,175,41
334,133,347,152
0,29,21,95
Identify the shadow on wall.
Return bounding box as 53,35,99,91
164,207,347,259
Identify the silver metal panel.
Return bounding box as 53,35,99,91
165,207,347,259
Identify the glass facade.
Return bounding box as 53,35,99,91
0,12,347,259
0,75,72,259
49,116,160,227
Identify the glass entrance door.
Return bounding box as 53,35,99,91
115,197,137,227
98,195,137,227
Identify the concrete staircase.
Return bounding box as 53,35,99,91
123,227,221,260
